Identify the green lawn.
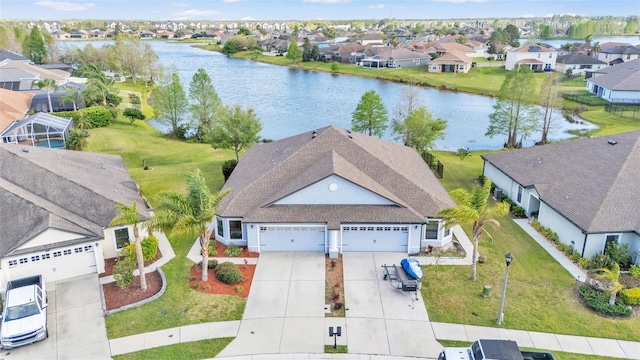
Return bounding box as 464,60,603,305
112,338,233,360
425,151,640,341
438,341,623,360
88,118,245,339
115,80,155,119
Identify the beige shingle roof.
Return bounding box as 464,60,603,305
0,89,33,131
217,126,454,229
482,131,640,234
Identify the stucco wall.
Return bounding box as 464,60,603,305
275,175,394,205
538,202,586,254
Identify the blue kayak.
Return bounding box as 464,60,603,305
401,258,423,280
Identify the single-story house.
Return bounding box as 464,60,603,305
387,48,430,69
214,126,455,254
428,51,472,73
555,53,607,76
482,131,640,265
586,58,640,103
0,144,151,289
505,43,557,71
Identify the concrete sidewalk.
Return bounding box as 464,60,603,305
513,219,588,281
186,238,259,265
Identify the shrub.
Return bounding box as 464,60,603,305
215,261,242,284
123,108,146,124
128,93,141,105
511,205,526,218
604,242,631,270
192,283,199,289
620,287,640,305
83,106,113,128
123,235,158,263
578,285,631,317
113,257,135,290
330,61,340,72
208,259,218,270
222,159,237,181
629,264,640,277
235,286,243,293
456,147,471,161
578,257,592,269
203,285,211,291
590,253,615,270
201,240,217,256
224,244,242,257
569,250,582,263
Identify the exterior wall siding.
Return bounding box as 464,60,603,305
538,202,586,254
275,175,395,205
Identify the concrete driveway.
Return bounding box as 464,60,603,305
218,252,330,356
1,274,110,360
343,252,443,358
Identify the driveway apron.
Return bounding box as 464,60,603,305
217,252,327,357
0,274,110,360
343,252,442,358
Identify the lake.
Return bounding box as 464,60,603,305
61,40,597,150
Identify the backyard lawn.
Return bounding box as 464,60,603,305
427,151,640,341
88,117,246,338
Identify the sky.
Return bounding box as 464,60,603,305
1,0,638,21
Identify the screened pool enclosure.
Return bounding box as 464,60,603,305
0,112,73,149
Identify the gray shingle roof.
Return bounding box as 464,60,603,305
217,126,455,229
482,131,640,234
587,58,640,91
556,53,607,65
0,145,149,257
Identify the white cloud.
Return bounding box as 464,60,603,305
303,0,350,4
242,16,255,20
170,1,189,7
368,4,384,9
33,1,95,11
173,8,218,19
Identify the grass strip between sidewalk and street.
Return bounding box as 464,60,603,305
112,338,233,360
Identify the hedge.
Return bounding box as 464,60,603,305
56,105,113,128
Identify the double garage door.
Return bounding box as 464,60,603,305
7,243,97,283
259,226,326,252
342,225,408,252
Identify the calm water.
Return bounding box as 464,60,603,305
62,40,597,150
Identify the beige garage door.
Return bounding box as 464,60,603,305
6,243,97,283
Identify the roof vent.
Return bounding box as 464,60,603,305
21,147,28,153
348,135,352,139
346,129,351,134
608,140,618,145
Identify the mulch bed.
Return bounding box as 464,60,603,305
100,248,163,278
214,241,259,258
189,263,256,298
102,271,163,310
325,255,345,317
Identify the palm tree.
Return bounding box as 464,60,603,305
148,169,229,281
75,112,92,130
593,263,623,306
31,78,58,112
65,128,89,151
110,203,147,290
438,178,510,281
78,63,118,107
59,86,81,111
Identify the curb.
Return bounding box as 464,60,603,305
102,268,167,316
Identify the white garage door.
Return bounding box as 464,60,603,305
6,243,97,283
342,225,408,252
259,226,326,252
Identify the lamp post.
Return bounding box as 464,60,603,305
497,252,513,325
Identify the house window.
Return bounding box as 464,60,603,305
114,228,130,249
54,251,62,257
217,218,224,237
31,255,40,262
229,220,243,239
537,53,541,58
75,247,83,253
63,249,72,255
42,253,51,259
19,258,28,264
517,185,523,203
444,228,451,237
425,222,439,239
627,54,631,60
549,53,552,58
459,65,465,70
604,234,621,253
84,245,93,252
8,260,17,267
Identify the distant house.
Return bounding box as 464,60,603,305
505,43,557,71
0,60,70,88
425,42,475,58
482,131,640,266
387,49,430,69
69,30,89,39
586,58,640,104
0,50,29,63
555,53,607,76
596,45,640,66
428,51,472,73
